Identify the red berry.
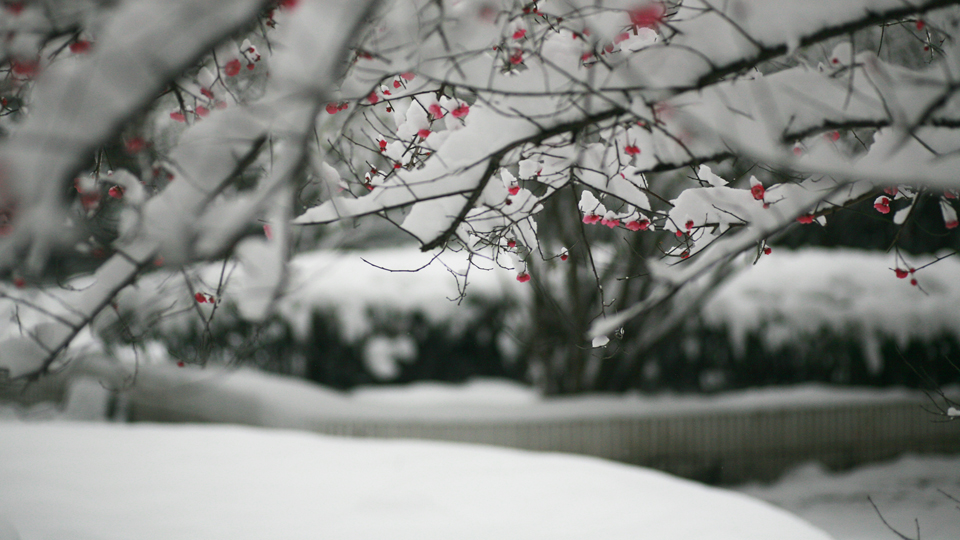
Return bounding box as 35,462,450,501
108,185,124,199
685,220,694,230
13,277,25,289
508,186,520,195
509,51,523,65
170,111,186,122
793,146,803,156
507,240,516,248
680,250,690,259
400,72,416,80
516,272,531,283
393,80,401,88
368,92,379,104
11,59,39,77
947,220,959,230
910,278,918,286
124,137,146,154
195,292,207,303
224,59,242,77
417,129,431,139
916,19,925,31
624,145,640,156
69,40,91,54
874,197,891,214
513,29,527,40
379,139,387,151
560,253,568,261
196,106,209,118
763,247,772,255
200,87,214,99
894,268,908,279
750,184,765,201
797,215,815,224
628,2,666,29
247,63,255,70
451,104,470,118
429,103,444,119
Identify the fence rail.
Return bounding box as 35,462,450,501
130,394,960,484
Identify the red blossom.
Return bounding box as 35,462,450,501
508,185,520,196
429,103,444,119
516,272,531,283
796,215,815,224
624,145,640,156
368,92,379,104
509,51,524,65
170,111,186,122
378,139,387,151
750,183,765,201
196,106,209,118
451,104,470,118
417,129,431,139
512,29,527,40
393,80,401,89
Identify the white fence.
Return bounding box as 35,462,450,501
128,381,960,484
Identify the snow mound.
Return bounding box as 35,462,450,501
0,422,833,540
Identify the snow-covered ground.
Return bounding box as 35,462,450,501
3,372,959,540
0,421,833,540
0,419,957,540
735,455,960,540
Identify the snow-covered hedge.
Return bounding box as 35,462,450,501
3,247,958,392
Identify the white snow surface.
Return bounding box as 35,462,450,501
0,422,834,540
736,455,960,540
